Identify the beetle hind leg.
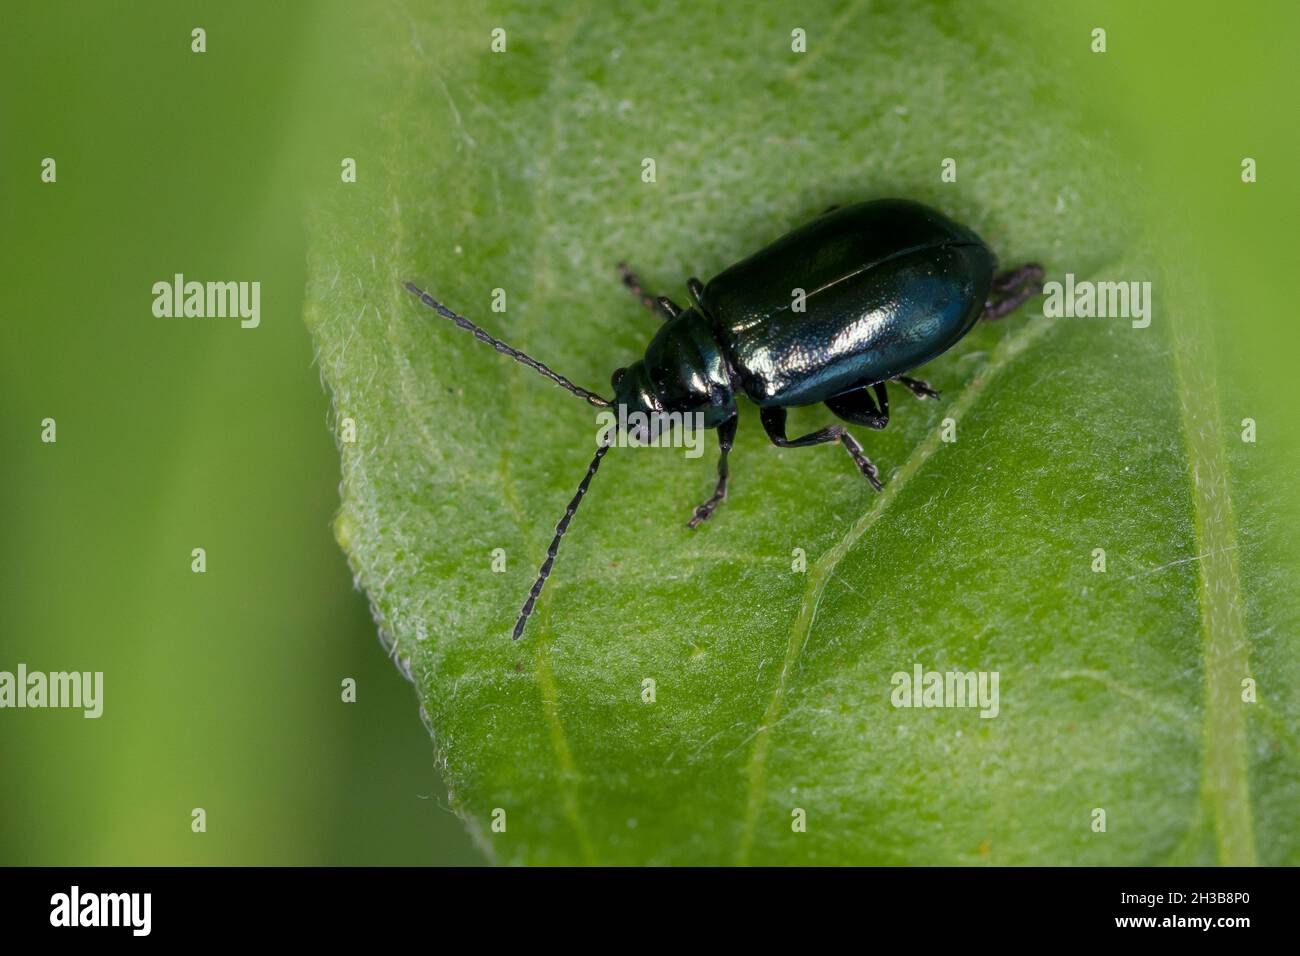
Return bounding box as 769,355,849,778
760,405,883,491
992,262,1044,293
983,262,1045,320
826,382,890,430
893,375,940,400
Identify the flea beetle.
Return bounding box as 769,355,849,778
405,199,1043,639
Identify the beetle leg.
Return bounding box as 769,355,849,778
687,277,706,307
983,283,1041,320
617,262,672,318
991,262,1044,293
760,406,883,491
616,261,657,311
687,415,738,528
983,262,1045,320
826,382,890,430
893,375,940,400
657,296,685,318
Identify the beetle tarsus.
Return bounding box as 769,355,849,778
617,262,663,315
991,262,1044,293
893,375,940,400
688,496,723,529
836,429,884,491
983,263,1045,320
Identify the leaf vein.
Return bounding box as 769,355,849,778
1172,309,1257,865
736,315,1057,864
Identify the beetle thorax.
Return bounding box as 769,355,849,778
611,308,735,432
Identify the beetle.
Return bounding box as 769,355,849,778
405,199,1044,640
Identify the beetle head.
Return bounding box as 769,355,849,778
610,361,663,444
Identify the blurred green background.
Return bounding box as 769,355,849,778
1,1,1295,865
0,1,482,864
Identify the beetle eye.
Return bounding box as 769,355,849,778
611,367,626,389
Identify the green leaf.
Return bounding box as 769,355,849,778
304,0,1296,864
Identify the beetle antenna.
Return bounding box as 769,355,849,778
404,282,611,407
513,440,612,640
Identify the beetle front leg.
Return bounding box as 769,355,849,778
760,406,883,491
687,415,738,528
616,261,658,312
617,262,683,321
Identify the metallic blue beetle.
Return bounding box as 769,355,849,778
406,199,1043,639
